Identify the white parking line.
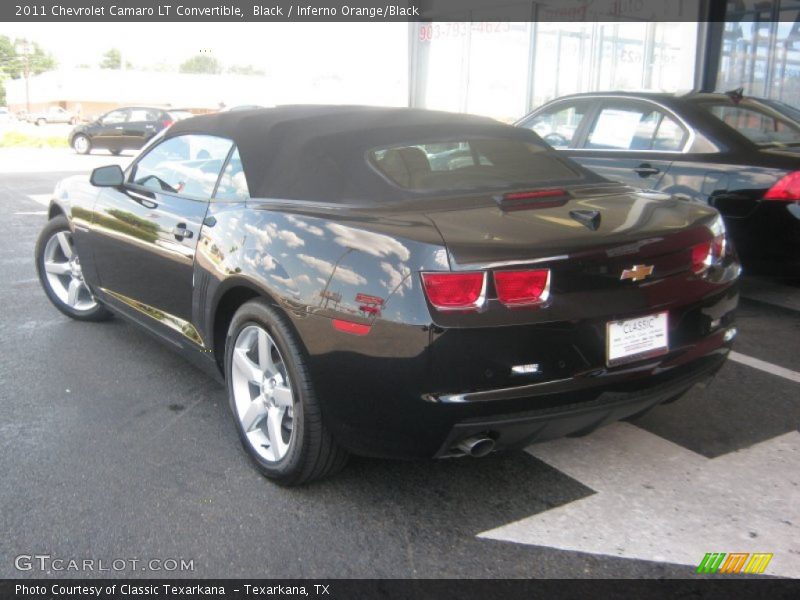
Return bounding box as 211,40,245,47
479,423,800,578
14,211,47,216
729,351,800,384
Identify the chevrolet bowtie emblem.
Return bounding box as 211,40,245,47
620,264,654,282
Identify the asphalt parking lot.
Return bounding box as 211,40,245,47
1,152,798,579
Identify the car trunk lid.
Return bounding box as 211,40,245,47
423,184,719,286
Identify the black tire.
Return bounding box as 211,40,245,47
72,134,91,155
224,299,348,485
36,118,46,126
35,215,113,322
110,149,123,156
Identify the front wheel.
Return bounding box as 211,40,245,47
225,299,348,485
35,215,112,321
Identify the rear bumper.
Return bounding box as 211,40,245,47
433,346,728,457
295,269,739,460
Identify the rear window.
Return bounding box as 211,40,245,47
368,139,580,193
702,103,800,146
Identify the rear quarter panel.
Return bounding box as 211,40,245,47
195,200,453,454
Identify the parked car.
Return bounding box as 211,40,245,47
68,107,193,155
27,106,79,126
517,91,800,274
0,107,13,124
35,106,740,484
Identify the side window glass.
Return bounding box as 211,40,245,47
129,108,157,122
586,106,685,151
130,135,233,199
653,115,687,151
102,110,128,125
523,102,591,148
587,107,649,149
214,148,250,201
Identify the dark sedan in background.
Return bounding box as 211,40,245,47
68,106,192,155
37,106,739,484
517,91,800,275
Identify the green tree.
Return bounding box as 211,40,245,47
100,48,121,69
28,43,57,75
0,36,56,105
0,36,16,104
179,54,221,75
99,48,132,70
0,35,21,78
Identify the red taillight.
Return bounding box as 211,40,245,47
691,241,712,273
421,272,485,311
764,171,800,201
161,119,173,128
691,235,726,274
494,269,550,307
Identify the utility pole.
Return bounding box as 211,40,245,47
15,39,31,113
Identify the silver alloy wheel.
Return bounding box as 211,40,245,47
231,325,295,462
73,136,89,154
43,230,98,312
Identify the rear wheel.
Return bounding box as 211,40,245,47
35,215,112,321
225,299,347,485
72,134,91,155
36,118,46,126
110,148,122,156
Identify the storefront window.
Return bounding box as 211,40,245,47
412,17,699,122
717,1,800,103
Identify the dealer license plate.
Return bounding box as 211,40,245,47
606,312,669,366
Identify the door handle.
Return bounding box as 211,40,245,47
114,126,124,130
633,163,661,177
172,223,193,240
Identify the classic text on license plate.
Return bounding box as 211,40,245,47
606,311,669,366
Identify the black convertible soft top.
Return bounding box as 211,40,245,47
165,105,555,202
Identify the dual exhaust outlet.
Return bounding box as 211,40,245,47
456,434,495,458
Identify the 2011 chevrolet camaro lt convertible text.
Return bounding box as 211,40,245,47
35,106,741,485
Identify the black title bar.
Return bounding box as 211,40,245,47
3,579,800,600
3,0,794,23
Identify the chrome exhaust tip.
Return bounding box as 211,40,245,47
457,435,495,458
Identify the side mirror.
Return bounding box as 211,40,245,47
90,165,124,187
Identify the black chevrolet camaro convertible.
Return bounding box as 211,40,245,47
35,106,740,484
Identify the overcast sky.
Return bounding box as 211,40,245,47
1,22,408,77
1,22,410,105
